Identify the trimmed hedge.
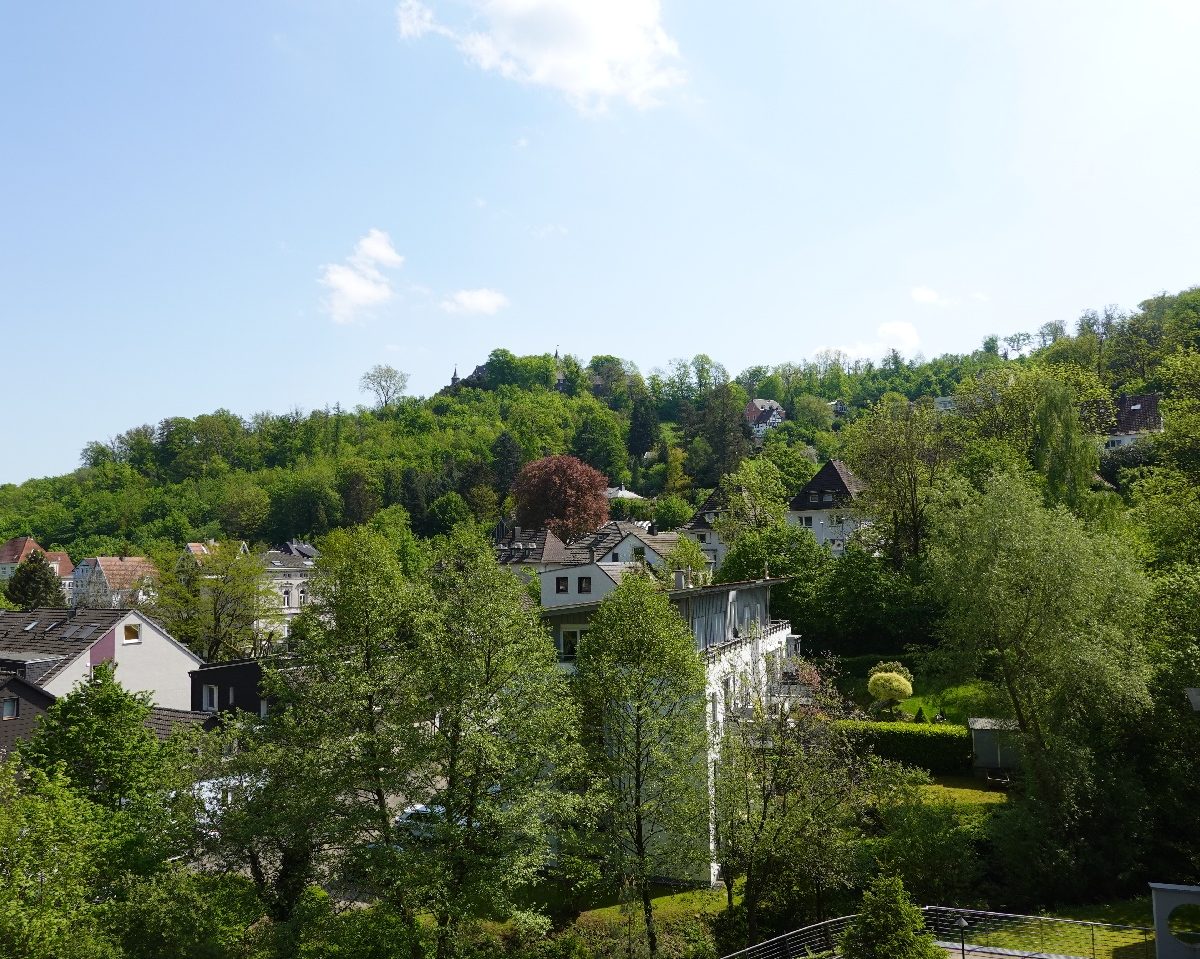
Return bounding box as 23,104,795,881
835,720,972,774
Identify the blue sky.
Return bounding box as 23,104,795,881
3,1,1199,484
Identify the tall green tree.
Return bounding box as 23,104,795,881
149,541,281,661
712,660,898,946
930,474,1150,893
407,528,582,959
0,763,120,959
843,395,959,567
575,573,708,959
4,551,65,611
17,662,174,811
712,458,789,545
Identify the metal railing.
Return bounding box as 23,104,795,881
719,906,1155,959
924,906,1155,959
720,915,854,959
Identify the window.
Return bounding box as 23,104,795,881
802,516,813,528
559,628,586,661
822,492,833,502
698,533,708,544
577,576,592,594
555,576,569,594
299,587,308,606
228,686,235,706
202,685,218,712
259,699,269,718
1,698,18,720
282,589,291,608
611,552,619,562
122,623,142,644
633,546,645,561
808,493,818,503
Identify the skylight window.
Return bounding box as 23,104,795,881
23,621,38,631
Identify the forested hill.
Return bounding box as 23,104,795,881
2,285,1197,563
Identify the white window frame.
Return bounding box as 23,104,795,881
1,697,18,720
122,622,142,644
202,684,219,712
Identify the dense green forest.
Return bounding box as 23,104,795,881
4,284,1197,564
1,286,1199,959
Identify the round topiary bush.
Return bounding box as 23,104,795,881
868,671,913,704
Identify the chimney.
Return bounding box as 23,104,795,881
674,569,687,590
589,545,596,563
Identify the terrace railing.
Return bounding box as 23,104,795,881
719,906,1155,959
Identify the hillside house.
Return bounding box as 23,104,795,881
786,459,866,555
0,608,204,754
745,398,785,439
497,520,681,578
1104,392,1163,449
680,490,730,571
260,541,319,637
72,556,157,608
0,536,74,601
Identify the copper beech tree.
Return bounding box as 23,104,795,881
512,455,609,541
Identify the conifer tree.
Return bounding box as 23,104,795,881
5,552,65,611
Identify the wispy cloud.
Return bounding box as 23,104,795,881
319,228,405,324
533,223,568,238
910,286,962,307
822,321,921,360
396,0,685,112
441,288,510,315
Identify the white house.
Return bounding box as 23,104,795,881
1103,393,1163,450
786,459,866,556
745,399,785,440
0,607,203,711
72,556,158,608
260,542,318,637
540,575,799,884
499,521,681,579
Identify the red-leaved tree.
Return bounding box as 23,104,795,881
512,455,609,541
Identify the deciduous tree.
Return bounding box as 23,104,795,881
359,364,409,409
4,551,65,611
512,455,609,541
575,574,708,958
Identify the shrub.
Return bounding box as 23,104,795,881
836,720,972,774
913,707,928,724
867,671,913,704
839,875,941,959
868,660,914,684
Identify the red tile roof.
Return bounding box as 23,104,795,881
0,537,43,566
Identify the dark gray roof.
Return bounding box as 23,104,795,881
0,609,126,684
495,527,574,566
1113,393,1162,435
681,489,725,533
272,540,320,559
788,459,864,511
145,706,209,740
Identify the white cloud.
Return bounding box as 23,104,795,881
440,288,510,315
910,286,944,305
877,321,921,354
397,0,685,112
319,228,405,324
822,321,922,361
514,136,529,148
396,0,439,39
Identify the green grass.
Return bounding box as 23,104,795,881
922,774,1008,809
899,679,995,725
582,885,728,922
1050,898,1153,927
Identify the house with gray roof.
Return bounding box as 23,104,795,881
0,607,205,755
786,459,867,556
